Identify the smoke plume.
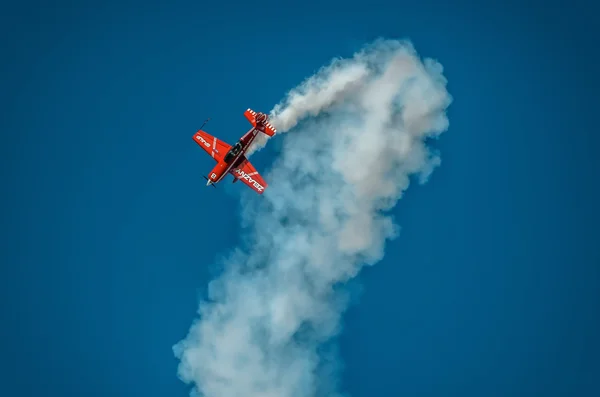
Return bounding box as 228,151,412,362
173,39,452,397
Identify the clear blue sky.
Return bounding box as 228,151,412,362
2,0,598,396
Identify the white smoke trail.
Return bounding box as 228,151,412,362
173,39,452,397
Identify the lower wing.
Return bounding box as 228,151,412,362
230,157,268,194
192,130,231,162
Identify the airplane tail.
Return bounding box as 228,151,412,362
244,108,276,137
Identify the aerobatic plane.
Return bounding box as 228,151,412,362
192,108,276,194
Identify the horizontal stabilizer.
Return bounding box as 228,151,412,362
244,108,276,137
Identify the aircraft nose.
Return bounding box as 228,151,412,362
206,179,212,186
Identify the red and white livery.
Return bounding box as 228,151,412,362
192,108,276,194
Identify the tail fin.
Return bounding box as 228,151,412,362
244,108,276,137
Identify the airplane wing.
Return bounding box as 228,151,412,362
192,130,231,162
230,157,268,194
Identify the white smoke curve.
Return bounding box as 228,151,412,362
173,39,452,397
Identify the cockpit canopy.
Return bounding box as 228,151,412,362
224,141,243,163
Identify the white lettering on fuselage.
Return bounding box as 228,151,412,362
235,169,264,191
196,135,211,148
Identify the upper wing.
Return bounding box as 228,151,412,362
230,157,268,194
192,130,231,162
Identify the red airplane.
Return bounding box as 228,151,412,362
192,108,276,194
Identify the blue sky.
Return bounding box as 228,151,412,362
2,1,599,396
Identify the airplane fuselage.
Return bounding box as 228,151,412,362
206,127,259,186
194,108,275,194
